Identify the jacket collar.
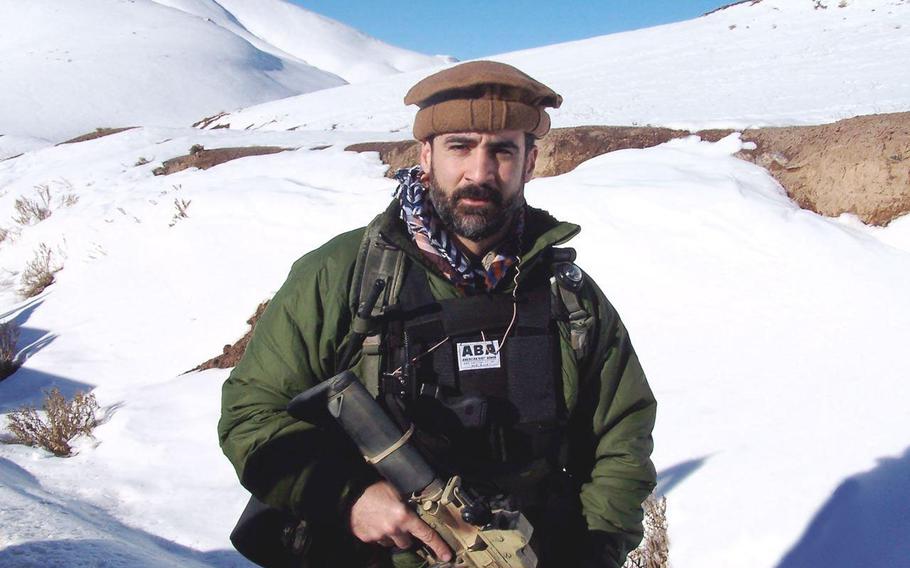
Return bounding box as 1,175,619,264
375,199,581,285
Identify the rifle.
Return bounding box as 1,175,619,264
288,369,537,568
287,278,538,568
230,279,538,567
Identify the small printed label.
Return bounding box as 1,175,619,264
457,340,501,371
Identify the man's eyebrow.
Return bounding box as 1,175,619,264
487,140,520,151
439,136,519,151
441,135,478,145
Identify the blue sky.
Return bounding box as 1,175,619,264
290,1,735,59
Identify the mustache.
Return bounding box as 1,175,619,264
452,184,503,205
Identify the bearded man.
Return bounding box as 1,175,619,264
219,61,657,568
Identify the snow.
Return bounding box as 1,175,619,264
1,1,910,567
0,0,448,142
200,0,455,83
0,135,51,162
529,133,910,566
205,0,910,134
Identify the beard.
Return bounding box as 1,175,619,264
428,174,525,241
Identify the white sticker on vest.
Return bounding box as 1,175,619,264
456,340,501,371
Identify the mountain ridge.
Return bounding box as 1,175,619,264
0,0,450,142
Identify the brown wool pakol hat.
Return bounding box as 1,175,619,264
404,61,563,141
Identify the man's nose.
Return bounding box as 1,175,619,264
464,150,497,185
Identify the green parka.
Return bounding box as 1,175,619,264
218,201,656,567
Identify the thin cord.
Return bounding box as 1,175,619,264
391,248,523,372
389,336,450,377
494,254,521,354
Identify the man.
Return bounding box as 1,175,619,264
219,61,656,568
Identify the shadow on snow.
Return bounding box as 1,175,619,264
5,298,57,362
0,457,252,568
655,456,709,496
777,446,910,568
0,367,93,412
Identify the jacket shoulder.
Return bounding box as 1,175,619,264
288,226,367,280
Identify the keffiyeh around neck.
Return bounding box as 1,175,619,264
394,166,523,292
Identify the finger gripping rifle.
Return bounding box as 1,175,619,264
288,368,537,568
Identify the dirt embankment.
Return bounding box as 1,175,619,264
57,127,138,145
193,301,269,371
346,112,910,226
733,113,910,226
153,144,291,176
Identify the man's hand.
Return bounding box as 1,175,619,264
349,481,453,562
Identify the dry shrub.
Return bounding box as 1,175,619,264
19,243,61,298
169,198,192,227
6,388,99,456
12,183,79,226
0,321,20,381
14,185,53,225
624,493,670,568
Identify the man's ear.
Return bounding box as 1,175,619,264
523,144,538,183
419,140,433,173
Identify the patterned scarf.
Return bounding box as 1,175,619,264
394,166,523,292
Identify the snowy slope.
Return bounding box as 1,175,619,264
0,126,907,568
197,0,455,83
206,0,910,133
1,1,910,567
0,0,448,143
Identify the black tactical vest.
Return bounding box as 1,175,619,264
380,261,567,491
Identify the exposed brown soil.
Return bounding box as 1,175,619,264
345,140,421,177
733,113,910,226
535,126,691,178
193,301,269,371
153,144,291,176
345,128,691,180
57,127,138,145
192,111,230,130
345,112,910,226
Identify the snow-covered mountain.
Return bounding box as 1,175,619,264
205,0,910,133
1,1,909,567
0,0,452,144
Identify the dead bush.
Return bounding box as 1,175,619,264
14,185,53,225
6,388,99,456
19,243,61,298
624,493,670,568
12,183,79,225
0,321,20,381
169,198,192,227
